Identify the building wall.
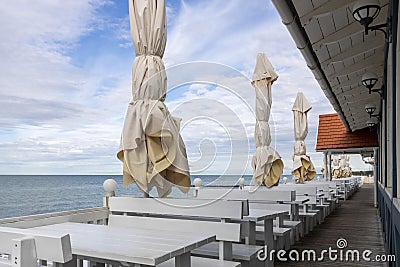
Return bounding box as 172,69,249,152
397,1,400,197
386,42,393,189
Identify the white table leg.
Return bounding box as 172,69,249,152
54,255,77,267
263,219,274,267
277,215,283,228
245,221,256,245
174,252,191,267
219,241,233,260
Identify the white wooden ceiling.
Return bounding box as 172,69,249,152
291,0,388,131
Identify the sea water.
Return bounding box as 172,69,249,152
0,174,295,219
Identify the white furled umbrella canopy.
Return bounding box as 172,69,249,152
117,0,190,197
292,92,316,183
251,53,284,187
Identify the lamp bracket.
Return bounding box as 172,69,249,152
365,18,391,42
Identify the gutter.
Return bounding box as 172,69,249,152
271,0,352,131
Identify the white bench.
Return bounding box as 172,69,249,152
0,227,72,267
305,182,340,213
249,202,302,246
239,186,318,236
195,188,296,251
273,185,325,226
108,197,258,267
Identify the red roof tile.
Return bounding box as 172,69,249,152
316,113,378,151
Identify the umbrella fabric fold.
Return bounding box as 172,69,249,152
292,92,315,183
117,0,190,197
251,53,284,187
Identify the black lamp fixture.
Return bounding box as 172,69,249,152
366,119,376,131
361,72,383,97
352,0,390,40
365,103,380,118
366,120,376,128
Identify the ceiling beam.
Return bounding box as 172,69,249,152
312,21,361,50
330,66,384,90
321,38,384,67
333,85,365,95
300,0,357,26
327,52,384,78
312,4,388,50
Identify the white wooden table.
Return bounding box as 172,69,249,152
241,209,288,267
244,209,288,243
31,222,216,267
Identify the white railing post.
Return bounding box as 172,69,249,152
103,179,117,208
193,178,202,197
238,178,245,189
12,237,37,267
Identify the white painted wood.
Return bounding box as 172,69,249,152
312,4,388,49
263,218,274,267
32,222,215,266
109,197,244,219
191,242,263,261
329,52,384,78
273,184,317,194
157,256,241,267
0,227,72,264
12,237,37,267
292,0,314,18
312,21,361,49
196,188,295,202
219,241,233,261
299,0,356,26
175,252,190,267
54,255,78,267
322,39,383,66
108,215,241,242
249,203,291,213
0,208,109,229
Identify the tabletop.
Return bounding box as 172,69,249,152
244,208,289,222
31,222,215,266
284,196,310,204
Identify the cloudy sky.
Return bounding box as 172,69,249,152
0,0,370,175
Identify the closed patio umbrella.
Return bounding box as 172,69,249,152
292,92,316,183
117,0,190,197
251,53,284,187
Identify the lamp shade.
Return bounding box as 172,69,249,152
366,120,376,127
352,0,381,24
365,103,377,115
361,72,378,89
103,179,118,193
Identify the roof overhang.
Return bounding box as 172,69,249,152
316,113,379,152
272,0,388,132
318,147,378,154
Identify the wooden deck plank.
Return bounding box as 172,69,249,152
275,184,387,266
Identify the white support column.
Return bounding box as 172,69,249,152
381,103,386,186
323,151,328,181
327,151,332,180
374,148,378,207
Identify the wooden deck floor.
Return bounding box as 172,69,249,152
275,184,387,266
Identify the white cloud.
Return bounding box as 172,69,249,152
0,0,371,175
